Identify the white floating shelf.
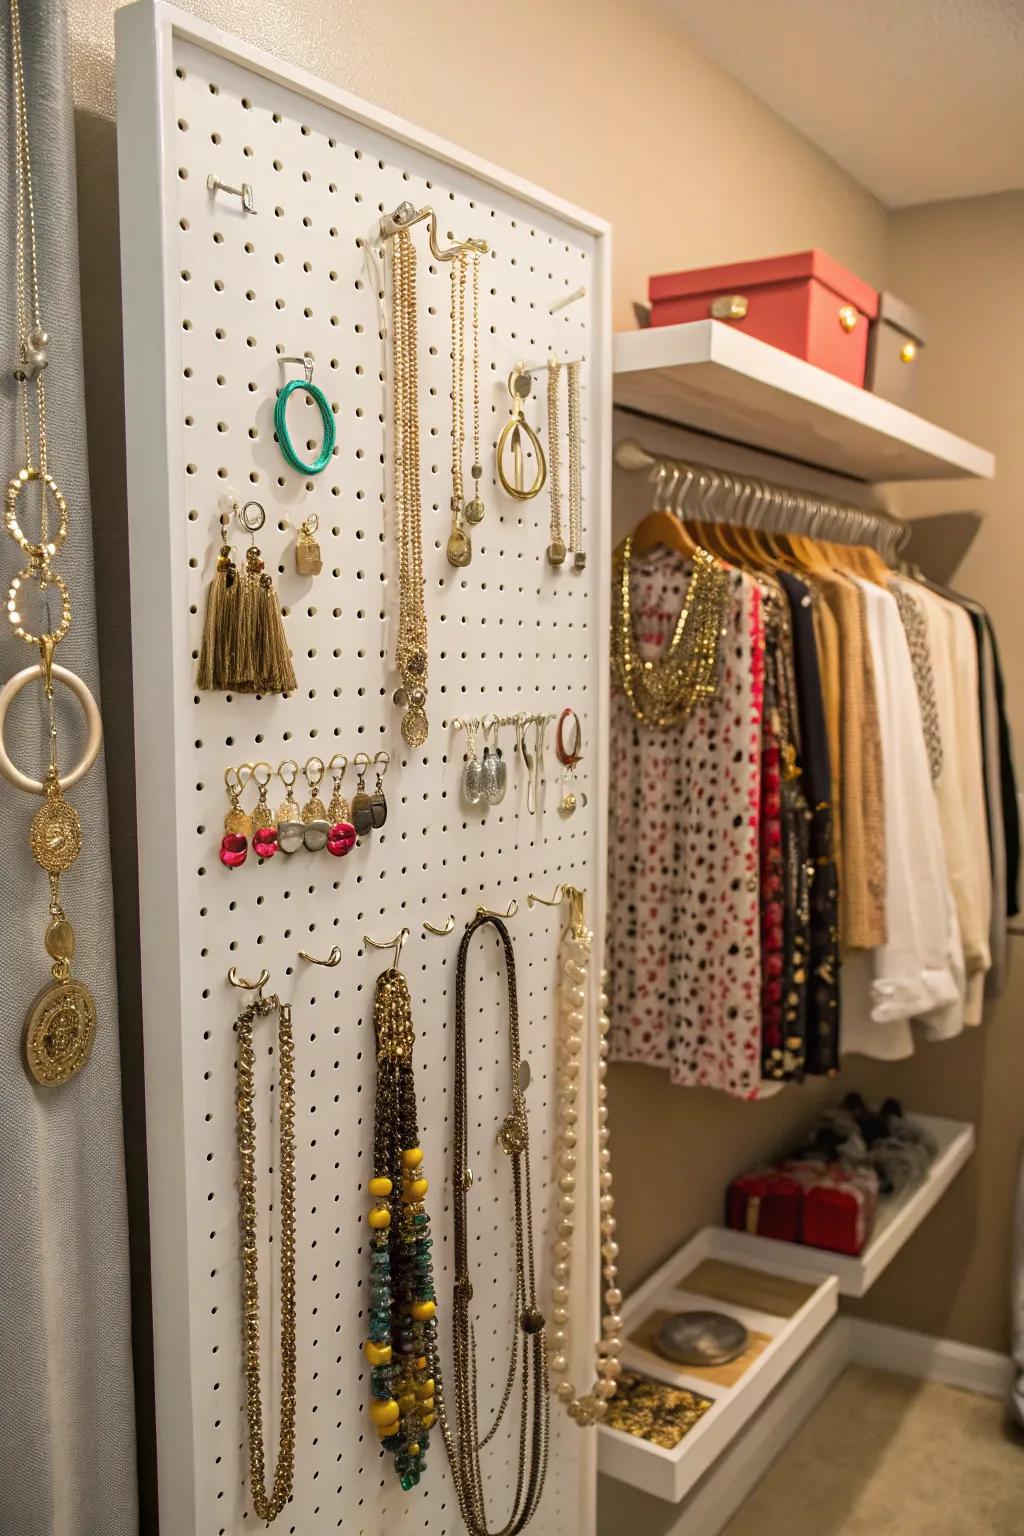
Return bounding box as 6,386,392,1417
614,321,995,483
716,1113,975,1300
598,1225,838,1503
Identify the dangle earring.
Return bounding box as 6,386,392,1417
370,752,390,829
197,501,239,691
496,363,546,501
294,512,322,577
326,754,356,857
556,708,584,818
300,756,330,852
462,720,483,807
219,764,252,867
251,762,279,859
233,500,297,696
276,759,305,855
481,718,507,806
351,752,374,837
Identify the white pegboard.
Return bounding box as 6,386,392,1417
115,5,611,1536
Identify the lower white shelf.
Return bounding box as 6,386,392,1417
715,1113,976,1299
598,1226,839,1503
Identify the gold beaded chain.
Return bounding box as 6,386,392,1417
566,361,584,571
446,250,470,566
545,358,565,566
234,991,297,1525
611,536,730,727
391,227,429,748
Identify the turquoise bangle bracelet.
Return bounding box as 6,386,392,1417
274,378,336,475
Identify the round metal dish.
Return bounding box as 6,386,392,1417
654,1310,749,1367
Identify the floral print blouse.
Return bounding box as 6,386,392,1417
607,547,765,1099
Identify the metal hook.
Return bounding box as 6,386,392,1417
423,913,456,937
228,965,271,993
364,927,410,971
207,173,256,214
280,351,315,385
378,201,489,260
527,884,567,910
476,899,519,919
298,945,343,968
238,500,266,538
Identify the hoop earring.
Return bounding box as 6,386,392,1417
496,364,546,501
275,352,336,476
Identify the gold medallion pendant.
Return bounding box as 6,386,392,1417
25,975,97,1086
22,770,98,1088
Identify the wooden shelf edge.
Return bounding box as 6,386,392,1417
613,321,995,483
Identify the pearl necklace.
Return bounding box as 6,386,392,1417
546,888,622,1424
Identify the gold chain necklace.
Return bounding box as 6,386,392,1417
390,227,429,748
5,0,100,1086
611,536,730,726
234,991,297,1524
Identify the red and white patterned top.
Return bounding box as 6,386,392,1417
607,547,765,1098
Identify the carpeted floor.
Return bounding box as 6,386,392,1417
720,1365,1024,1536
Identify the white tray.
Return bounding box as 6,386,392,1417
597,1225,839,1503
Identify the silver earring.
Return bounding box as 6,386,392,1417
481,718,506,805
462,721,483,806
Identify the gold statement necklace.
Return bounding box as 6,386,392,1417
2,0,102,1086
390,227,429,749
611,535,730,727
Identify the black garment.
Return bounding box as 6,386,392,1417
778,570,841,1076
986,616,1021,917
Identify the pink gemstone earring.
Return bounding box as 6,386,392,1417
326,753,356,857
250,762,279,859
219,764,252,867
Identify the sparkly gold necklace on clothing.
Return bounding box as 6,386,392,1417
611,535,730,727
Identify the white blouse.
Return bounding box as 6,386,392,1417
908,582,992,1025
841,578,964,1060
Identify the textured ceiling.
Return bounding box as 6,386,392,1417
660,0,1024,207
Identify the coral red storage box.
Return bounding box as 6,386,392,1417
649,250,879,387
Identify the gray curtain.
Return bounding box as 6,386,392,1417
0,5,138,1534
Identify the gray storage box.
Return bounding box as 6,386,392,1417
866,291,928,408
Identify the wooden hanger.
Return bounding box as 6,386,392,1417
630,463,698,558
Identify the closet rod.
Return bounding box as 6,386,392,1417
615,439,909,562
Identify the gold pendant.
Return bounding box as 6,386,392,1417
295,516,322,576
402,706,429,749
24,935,97,1087
30,792,82,874
447,525,472,567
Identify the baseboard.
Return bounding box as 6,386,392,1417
847,1318,1015,1399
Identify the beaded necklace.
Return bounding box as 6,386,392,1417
364,967,438,1488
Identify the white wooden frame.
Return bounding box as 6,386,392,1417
115,5,612,1534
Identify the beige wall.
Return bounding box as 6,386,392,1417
66,0,1016,1408
847,193,1024,1351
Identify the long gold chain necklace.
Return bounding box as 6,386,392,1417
566,361,584,570
446,250,483,569
545,891,622,1424
390,227,429,748
611,535,730,727
546,358,565,565
435,913,550,1534
234,990,297,1524
3,0,100,1086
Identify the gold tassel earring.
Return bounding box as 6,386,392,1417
232,500,297,696
197,503,239,691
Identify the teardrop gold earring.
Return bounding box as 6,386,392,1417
496,363,547,501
